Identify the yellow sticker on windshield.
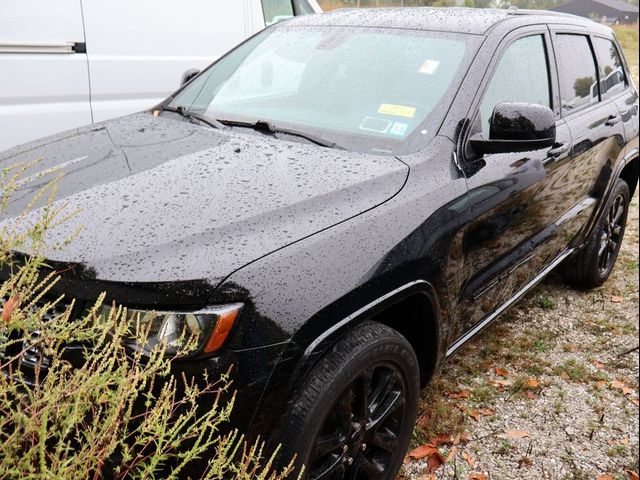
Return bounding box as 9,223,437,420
378,104,416,119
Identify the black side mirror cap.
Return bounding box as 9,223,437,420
180,69,201,87
472,102,556,155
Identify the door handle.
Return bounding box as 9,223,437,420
605,114,622,127
547,142,570,158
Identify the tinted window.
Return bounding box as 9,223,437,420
262,0,294,25
480,35,551,137
593,37,627,99
555,34,599,115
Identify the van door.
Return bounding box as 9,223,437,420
0,0,91,151
81,0,249,123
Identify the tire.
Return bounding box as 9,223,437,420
276,322,420,480
561,178,630,288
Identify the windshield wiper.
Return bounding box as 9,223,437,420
161,105,226,130
221,119,344,150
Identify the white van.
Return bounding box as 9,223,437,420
0,0,321,151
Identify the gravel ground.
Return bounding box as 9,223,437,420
403,190,639,480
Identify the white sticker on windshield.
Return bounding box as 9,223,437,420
389,122,408,136
359,117,392,134
419,59,440,75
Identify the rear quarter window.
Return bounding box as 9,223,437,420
554,34,599,116
592,37,628,100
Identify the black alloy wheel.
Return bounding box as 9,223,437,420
308,364,407,480
598,193,626,274
561,178,630,288
275,322,420,480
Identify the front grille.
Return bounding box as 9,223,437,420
1,296,77,383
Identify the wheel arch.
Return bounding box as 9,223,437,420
620,155,639,197
296,280,443,390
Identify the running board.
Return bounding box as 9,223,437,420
445,248,575,357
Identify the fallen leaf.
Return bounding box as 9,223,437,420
469,408,495,421
427,449,445,473
428,434,452,446
2,294,20,323
563,342,580,352
455,431,471,444
417,413,430,429
611,295,624,303
626,471,639,480
631,398,639,406
468,473,487,480
622,386,636,397
446,390,471,400
408,444,439,460
597,475,615,480
518,456,533,468
446,445,458,463
416,476,436,480
523,378,541,389
612,379,627,390
490,379,513,389
498,429,531,439
495,367,509,377
591,360,606,370
462,451,475,468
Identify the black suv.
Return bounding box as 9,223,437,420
1,7,638,480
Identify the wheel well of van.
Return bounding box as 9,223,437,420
620,156,639,197
370,293,439,388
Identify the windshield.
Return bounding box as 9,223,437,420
170,26,478,155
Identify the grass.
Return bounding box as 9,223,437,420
537,294,556,311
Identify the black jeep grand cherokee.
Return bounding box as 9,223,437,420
1,7,638,480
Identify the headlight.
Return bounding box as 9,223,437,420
97,303,243,357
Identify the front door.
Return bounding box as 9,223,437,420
452,28,575,340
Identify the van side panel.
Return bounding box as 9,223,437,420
0,0,92,152
81,0,250,122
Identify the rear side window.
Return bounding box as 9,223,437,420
555,34,599,116
479,35,551,137
593,37,628,99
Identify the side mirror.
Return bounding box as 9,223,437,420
471,102,556,155
180,68,201,87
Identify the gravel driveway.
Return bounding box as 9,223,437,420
403,190,639,480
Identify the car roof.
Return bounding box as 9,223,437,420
286,7,611,36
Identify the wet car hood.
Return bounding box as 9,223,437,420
0,113,409,286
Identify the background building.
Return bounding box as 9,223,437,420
551,0,639,23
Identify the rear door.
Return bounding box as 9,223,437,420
548,28,628,245
0,0,91,151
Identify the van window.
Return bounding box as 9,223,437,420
479,35,551,137
593,37,628,100
555,34,599,116
263,0,294,25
